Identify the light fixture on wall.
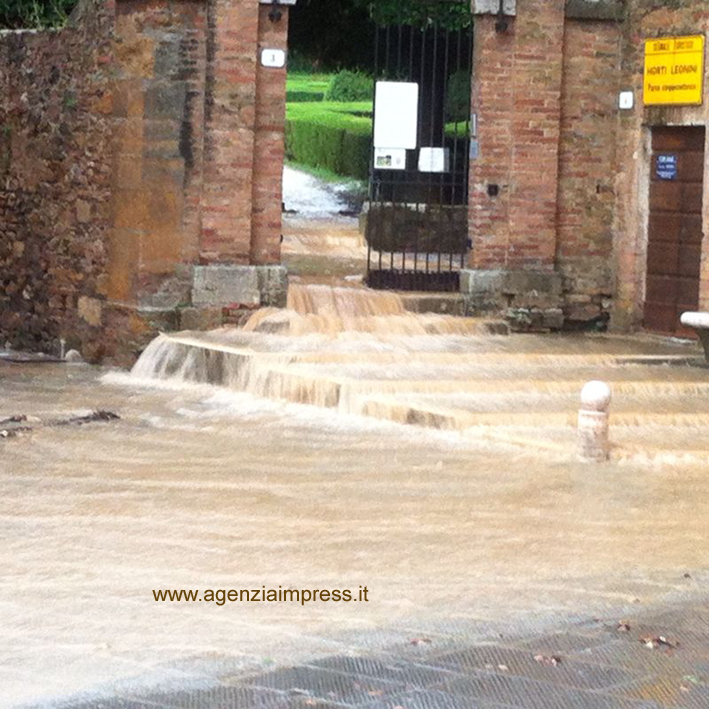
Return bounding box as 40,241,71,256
269,0,283,23
495,0,509,33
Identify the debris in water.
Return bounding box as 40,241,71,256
640,635,679,650
54,411,120,427
0,415,27,425
617,621,632,633
534,654,562,666
409,637,432,646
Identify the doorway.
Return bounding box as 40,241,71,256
643,126,705,336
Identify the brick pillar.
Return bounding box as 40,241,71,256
250,4,289,265
200,0,260,264
469,0,566,271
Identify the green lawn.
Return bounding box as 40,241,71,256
286,73,332,103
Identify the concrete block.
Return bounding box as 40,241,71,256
193,265,261,307
257,265,288,308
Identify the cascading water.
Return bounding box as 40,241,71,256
131,283,709,455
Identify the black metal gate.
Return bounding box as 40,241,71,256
365,0,474,292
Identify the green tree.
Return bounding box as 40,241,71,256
0,0,76,29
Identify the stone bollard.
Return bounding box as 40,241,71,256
578,380,611,462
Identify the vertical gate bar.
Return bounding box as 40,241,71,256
367,23,381,281
425,25,439,278
391,2,403,276
450,26,463,272
379,23,392,275
462,20,473,270
414,21,426,279
438,25,451,276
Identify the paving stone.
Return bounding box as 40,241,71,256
128,686,287,709
606,676,709,709
310,655,461,689
424,644,641,691
359,688,505,708
243,666,403,705
437,673,662,709
567,637,706,674
513,631,613,655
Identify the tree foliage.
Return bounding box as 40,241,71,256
0,0,76,28
357,0,473,29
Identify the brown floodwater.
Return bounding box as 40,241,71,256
2,285,709,707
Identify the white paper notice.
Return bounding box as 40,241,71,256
373,81,419,150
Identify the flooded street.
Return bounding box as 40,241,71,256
3,285,709,707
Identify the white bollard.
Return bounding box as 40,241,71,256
578,380,611,462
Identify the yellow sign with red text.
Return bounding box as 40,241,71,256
644,35,705,106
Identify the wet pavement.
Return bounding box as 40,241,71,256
23,596,709,708
3,288,709,708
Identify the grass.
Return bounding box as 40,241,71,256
286,73,332,103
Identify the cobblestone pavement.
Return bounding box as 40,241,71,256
37,598,709,709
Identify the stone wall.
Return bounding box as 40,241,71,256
0,0,114,357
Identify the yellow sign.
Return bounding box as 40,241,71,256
644,35,705,106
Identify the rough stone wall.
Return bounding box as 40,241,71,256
613,0,709,330
556,18,622,325
0,0,114,356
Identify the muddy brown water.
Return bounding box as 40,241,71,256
2,284,709,707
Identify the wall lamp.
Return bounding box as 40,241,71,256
269,0,283,23
495,0,509,33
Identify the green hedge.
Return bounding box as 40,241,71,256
285,101,372,181
325,70,374,102
286,91,325,103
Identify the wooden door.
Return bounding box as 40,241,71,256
644,127,705,336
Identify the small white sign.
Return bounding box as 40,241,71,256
418,147,450,173
619,90,634,110
374,82,419,150
261,48,286,68
374,148,406,171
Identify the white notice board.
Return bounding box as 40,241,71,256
373,82,419,149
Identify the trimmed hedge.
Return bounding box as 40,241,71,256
286,91,325,103
285,101,372,181
325,70,374,102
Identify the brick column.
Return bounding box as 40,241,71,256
200,0,260,264
250,4,289,265
469,0,566,271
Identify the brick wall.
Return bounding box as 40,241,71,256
556,18,622,324
0,0,290,363
108,0,208,307
470,0,566,272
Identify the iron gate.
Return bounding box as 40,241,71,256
365,0,474,292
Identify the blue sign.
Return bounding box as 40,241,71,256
657,154,678,180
